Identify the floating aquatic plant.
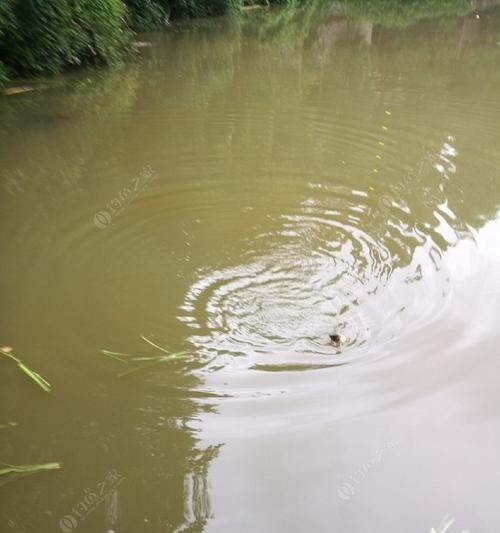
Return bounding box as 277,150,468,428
0,348,59,486
0,462,62,487
0,346,51,392
101,336,189,377
0,421,18,430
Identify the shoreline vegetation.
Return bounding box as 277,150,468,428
1,0,499,89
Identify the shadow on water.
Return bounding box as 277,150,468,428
1,1,500,532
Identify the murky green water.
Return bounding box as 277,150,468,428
2,3,500,532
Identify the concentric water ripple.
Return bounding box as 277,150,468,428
178,174,462,369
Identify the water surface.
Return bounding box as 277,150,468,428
1,3,500,532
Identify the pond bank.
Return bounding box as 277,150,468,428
2,0,500,91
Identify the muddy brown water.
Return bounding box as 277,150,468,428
1,5,500,533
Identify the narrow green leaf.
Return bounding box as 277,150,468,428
140,336,171,354
101,349,136,358
0,462,62,476
0,462,62,487
17,363,51,392
102,338,190,377
101,350,129,362
1,349,51,392
0,422,18,430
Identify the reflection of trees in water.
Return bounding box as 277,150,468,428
204,8,497,207
148,4,500,275
0,69,146,254
0,69,141,196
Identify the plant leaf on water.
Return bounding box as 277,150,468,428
0,348,51,392
0,462,62,476
101,349,132,362
0,421,18,430
0,462,62,487
140,335,172,354
17,362,51,392
102,337,190,377
116,354,189,377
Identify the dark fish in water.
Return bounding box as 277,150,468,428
329,333,346,347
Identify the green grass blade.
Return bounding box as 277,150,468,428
101,349,137,358
140,336,171,354
0,462,62,476
116,353,190,377
0,462,62,487
102,337,190,377
17,362,51,392
101,350,130,362
0,422,18,430
1,349,51,392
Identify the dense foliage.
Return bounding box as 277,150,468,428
125,0,167,31
0,0,131,84
0,1,12,84
0,0,244,84
122,0,243,30
345,0,473,27
1,0,498,87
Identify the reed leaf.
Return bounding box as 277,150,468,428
0,348,51,392
102,337,189,377
0,422,18,430
0,462,62,476
140,335,171,354
101,350,131,362
116,353,189,377
0,462,62,487
17,363,51,392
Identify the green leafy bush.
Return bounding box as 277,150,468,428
124,0,234,27
70,0,131,66
0,1,14,85
0,0,74,74
0,0,131,78
125,0,166,31
1,0,242,80
162,0,231,19
345,0,471,27
0,61,8,86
